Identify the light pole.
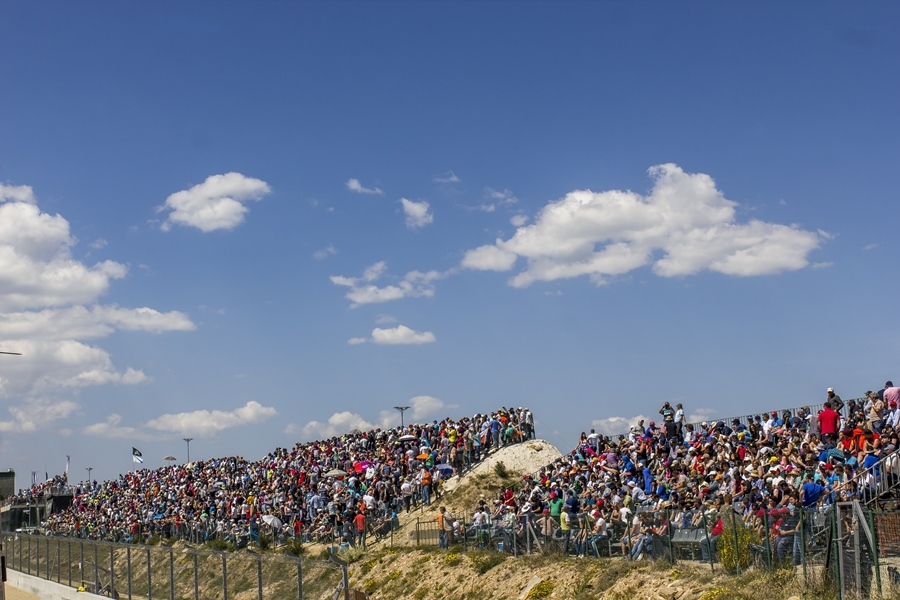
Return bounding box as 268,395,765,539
393,406,410,429
85,467,93,482
183,438,193,463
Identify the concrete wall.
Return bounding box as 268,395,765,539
7,569,105,600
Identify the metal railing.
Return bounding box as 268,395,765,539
2,532,345,600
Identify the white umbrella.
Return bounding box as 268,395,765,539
261,515,283,529
398,434,417,441
324,468,347,478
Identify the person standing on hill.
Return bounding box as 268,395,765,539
827,388,844,416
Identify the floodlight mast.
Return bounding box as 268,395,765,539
393,406,410,429
0,351,20,600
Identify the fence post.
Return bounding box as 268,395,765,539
763,511,772,571
68,539,72,587
221,551,228,600
94,543,99,592
868,509,882,597
257,554,263,600
147,546,152,600
700,511,714,573
666,509,675,565
297,556,302,600
127,545,132,600
79,540,84,587
35,534,39,578
731,514,741,575
193,550,199,600
110,543,116,597
169,546,175,600
800,509,806,581
56,538,61,583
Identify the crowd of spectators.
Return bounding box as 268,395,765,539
17,382,900,566
456,383,900,565
33,408,535,548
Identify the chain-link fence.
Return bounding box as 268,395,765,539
2,532,345,600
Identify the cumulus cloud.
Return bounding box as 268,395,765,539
145,400,277,437
0,306,194,341
408,395,446,420
287,395,448,440
687,408,718,424
349,324,437,345
346,178,383,195
82,413,156,441
0,182,36,204
460,244,518,271
510,214,529,227
158,172,271,232
291,411,377,440
400,198,433,229
591,415,649,436
330,262,445,308
433,171,461,184
313,245,337,260
0,397,79,433
462,164,825,287
0,181,195,401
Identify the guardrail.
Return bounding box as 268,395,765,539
2,532,344,600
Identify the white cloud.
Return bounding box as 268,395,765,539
158,172,271,232
90,238,108,250
408,395,446,421
0,182,36,204
347,337,367,345
400,198,433,229
0,181,195,427
82,413,156,441
288,395,448,440
330,262,446,308
375,314,397,325
145,400,277,437
371,325,436,345
400,198,434,229
291,411,377,440
687,408,718,424
0,397,79,433
863,243,878,251
591,415,648,436
480,188,519,212
433,171,461,184
0,306,194,340
346,178,383,195
463,164,824,287
313,245,337,260
461,244,518,271
0,201,127,311
510,214,529,227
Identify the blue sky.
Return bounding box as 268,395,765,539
1,2,898,485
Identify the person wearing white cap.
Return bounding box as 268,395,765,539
826,387,844,416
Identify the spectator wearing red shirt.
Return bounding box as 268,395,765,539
818,401,841,439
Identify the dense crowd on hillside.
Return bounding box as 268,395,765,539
490,383,900,563
34,408,535,546
17,381,900,566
